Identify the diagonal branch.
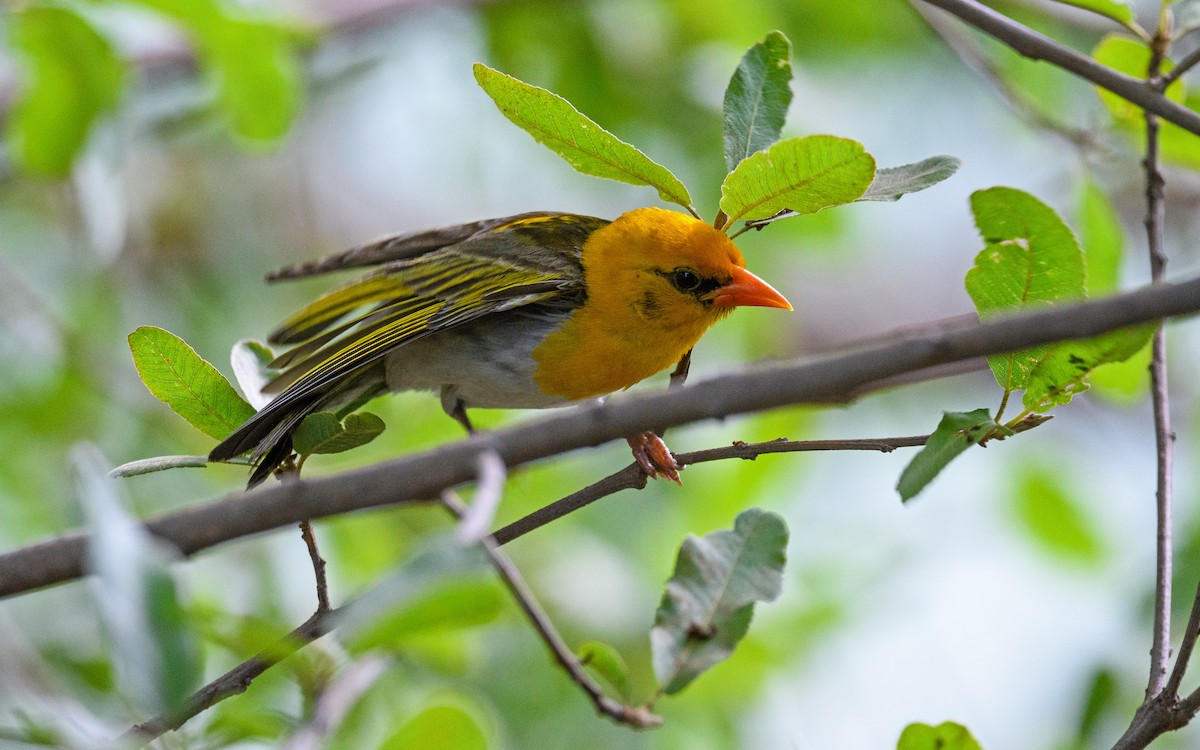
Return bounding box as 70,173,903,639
441,492,661,728
917,0,1200,137
2,276,1200,599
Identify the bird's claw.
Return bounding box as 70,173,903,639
627,431,682,484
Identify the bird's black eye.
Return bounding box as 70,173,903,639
671,269,701,292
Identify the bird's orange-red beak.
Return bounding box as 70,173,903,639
711,266,792,310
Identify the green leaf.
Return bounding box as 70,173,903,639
473,63,692,208
719,135,875,224
1074,667,1119,746
202,17,304,141
897,721,983,750
578,640,631,701
339,538,492,655
965,187,1085,393
857,155,961,202
722,31,793,173
292,411,386,456
1077,179,1123,296
1011,467,1105,564
1021,323,1155,411
379,703,489,750
128,0,303,142
1092,35,1185,122
651,508,788,694
6,6,125,176
897,409,999,502
128,326,256,440
1089,338,1152,399
73,445,201,715
1050,0,1135,25
1089,37,1200,170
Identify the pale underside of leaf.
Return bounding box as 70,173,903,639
651,508,787,694
857,155,961,202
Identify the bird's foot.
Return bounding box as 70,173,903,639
627,431,682,484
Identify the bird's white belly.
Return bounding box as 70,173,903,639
383,313,571,410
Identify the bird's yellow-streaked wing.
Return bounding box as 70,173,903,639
259,249,579,400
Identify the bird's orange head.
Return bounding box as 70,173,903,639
532,206,791,401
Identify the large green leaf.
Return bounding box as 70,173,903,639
129,326,256,440
719,135,875,224
6,6,125,176
651,508,788,695
897,409,999,502
857,155,961,202
897,721,983,750
965,187,1085,394
473,63,692,208
722,31,793,173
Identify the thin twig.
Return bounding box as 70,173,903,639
1161,46,1200,89
440,492,661,728
491,435,928,546
1143,34,1174,703
299,520,332,614
917,0,1200,137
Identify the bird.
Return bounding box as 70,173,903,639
208,206,792,487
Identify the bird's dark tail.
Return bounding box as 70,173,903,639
209,391,322,487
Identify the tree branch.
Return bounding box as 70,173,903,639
3,276,1200,599
1143,37,1174,702
491,435,928,546
917,0,1200,137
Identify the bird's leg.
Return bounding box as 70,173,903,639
441,387,475,433
627,432,682,484
668,348,692,390
625,350,691,484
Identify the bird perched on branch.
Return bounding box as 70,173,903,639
209,207,792,487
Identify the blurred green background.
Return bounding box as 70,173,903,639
2,0,1200,748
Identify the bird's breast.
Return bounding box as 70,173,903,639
531,301,707,401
